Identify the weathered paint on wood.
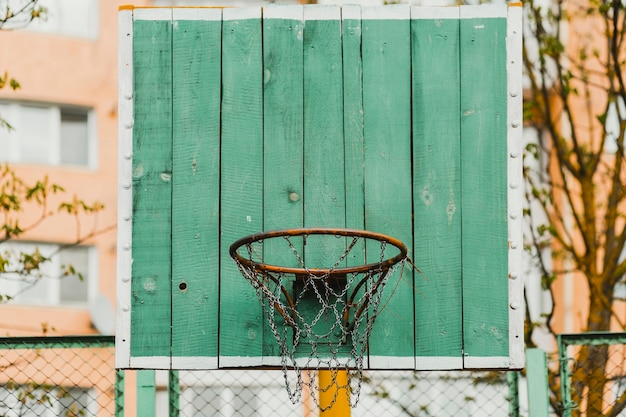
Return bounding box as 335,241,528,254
219,7,264,365
262,6,304,361
411,8,464,365
120,4,521,371
171,10,221,363
300,5,347,358
130,15,173,359
361,6,415,367
342,5,365,255
459,10,509,362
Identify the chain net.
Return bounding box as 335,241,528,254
232,232,409,410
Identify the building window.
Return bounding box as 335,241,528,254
0,102,96,169
25,0,99,40
0,242,96,307
0,384,95,417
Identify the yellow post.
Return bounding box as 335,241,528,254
319,370,351,417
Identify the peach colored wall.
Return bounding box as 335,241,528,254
548,5,626,335
0,0,149,336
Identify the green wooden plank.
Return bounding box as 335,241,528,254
219,8,264,363
171,11,221,362
262,6,304,359
131,18,173,359
361,8,414,365
526,348,550,417
300,6,346,357
303,8,344,235
460,14,509,361
342,5,365,252
411,11,463,364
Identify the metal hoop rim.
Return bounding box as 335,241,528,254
229,227,408,276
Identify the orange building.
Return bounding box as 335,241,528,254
0,0,156,336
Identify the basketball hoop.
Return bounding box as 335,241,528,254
229,228,410,409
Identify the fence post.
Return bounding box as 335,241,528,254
526,348,550,417
137,370,157,417
507,371,520,417
557,335,574,417
115,370,125,417
168,370,180,417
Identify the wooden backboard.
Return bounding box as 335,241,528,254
116,3,524,371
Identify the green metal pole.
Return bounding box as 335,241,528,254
558,335,574,417
507,371,520,417
137,370,156,417
526,348,550,417
168,370,180,417
115,370,125,417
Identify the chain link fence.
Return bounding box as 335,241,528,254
557,332,626,417
0,336,118,417
168,369,519,417
1,333,623,416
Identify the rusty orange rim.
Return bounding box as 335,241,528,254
229,227,408,277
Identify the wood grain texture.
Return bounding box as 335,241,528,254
342,5,366,267
411,13,463,361
460,15,509,361
262,7,304,359
219,8,264,363
131,18,173,358
300,6,348,358
171,13,221,360
361,11,415,366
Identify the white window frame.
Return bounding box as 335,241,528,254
0,101,97,169
23,0,100,40
0,385,97,417
0,242,98,308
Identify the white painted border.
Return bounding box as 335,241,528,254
464,356,510,369
115,7,134,370
173,7,221,21
369,356,414,370
303,4,341,21
223,7,261,21
460,4,507,19
362,4,410,20
134,7,172,21
130,356,171,370
341,4,361,21
415,356,463,370
172,356,218,370
410,5,459,20
262,4,303,21
506,2,525,370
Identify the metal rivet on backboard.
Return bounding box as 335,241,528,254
122,276,131,283
124,152,132,160
122,303,130,312
509,273,518,280
123,243,131,251
126,120,134,129
122,183,131,190
510,90,519,97
510,302,519,310
510,213,518,220
511,121,521,128
510,182,519,189
510,151,519,158
289,192,300,202
510,242,518,249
